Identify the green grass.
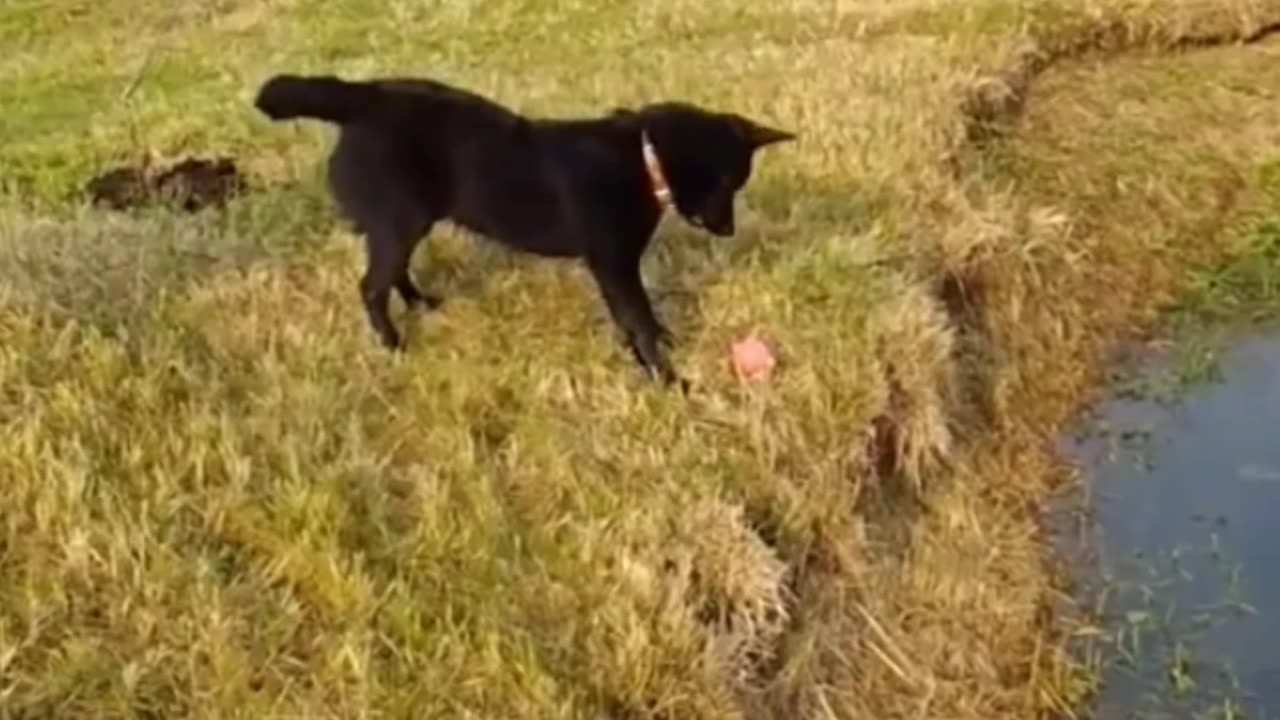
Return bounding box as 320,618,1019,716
1175,161,1280,327
4,1,1280,718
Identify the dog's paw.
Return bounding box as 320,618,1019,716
375,328,404,351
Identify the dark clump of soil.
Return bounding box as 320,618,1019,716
868,412,901,480
937,264,987,329
86,156,246,212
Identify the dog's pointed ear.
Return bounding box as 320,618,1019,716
733,115,796,148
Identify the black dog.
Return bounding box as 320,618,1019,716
254,73,793,384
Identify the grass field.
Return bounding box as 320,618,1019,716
3,1,1280,718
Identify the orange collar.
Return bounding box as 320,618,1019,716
641,132,672,211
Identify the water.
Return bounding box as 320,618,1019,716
1062,333,1280,720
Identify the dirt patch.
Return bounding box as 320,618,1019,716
86,156,246,212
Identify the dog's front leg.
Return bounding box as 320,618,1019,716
587,257,681,387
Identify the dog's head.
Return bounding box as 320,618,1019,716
639,103,794,236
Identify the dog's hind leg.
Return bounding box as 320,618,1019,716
360,218,433,349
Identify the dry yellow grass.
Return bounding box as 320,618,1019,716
3,1,1280,718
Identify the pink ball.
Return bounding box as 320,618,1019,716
731,334,776,382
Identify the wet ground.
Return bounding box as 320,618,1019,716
1062,332,1280,720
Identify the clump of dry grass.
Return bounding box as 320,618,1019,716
4,1,1280,718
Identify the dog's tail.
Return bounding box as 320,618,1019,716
254,74,382,125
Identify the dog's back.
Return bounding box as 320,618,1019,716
258,73,646,257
